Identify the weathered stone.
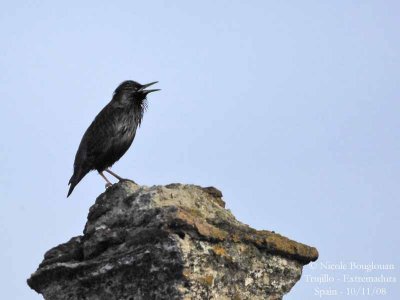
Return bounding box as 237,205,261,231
28,181,318,299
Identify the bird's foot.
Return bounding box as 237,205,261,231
119,178,137,185
105,182,113,189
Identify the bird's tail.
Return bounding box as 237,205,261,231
67,168,87,197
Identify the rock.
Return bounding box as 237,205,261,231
27,181,318,300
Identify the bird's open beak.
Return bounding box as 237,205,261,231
139,81,160,94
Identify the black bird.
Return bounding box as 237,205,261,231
67,80,160,197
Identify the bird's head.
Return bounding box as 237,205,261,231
113,80,160,104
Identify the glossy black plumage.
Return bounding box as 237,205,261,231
67,80,159,197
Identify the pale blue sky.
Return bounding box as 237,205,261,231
1,1,399,299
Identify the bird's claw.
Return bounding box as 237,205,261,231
105,183,112,189
119,178,137,184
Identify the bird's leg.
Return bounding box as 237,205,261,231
105,169,136,184
99,171,113,188
104,168,124,181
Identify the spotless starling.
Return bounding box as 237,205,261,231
67,80,160,197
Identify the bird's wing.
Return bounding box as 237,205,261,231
74,103,127,170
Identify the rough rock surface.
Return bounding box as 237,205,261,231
28,181,318,300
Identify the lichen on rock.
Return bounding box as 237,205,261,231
28,181,318,299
